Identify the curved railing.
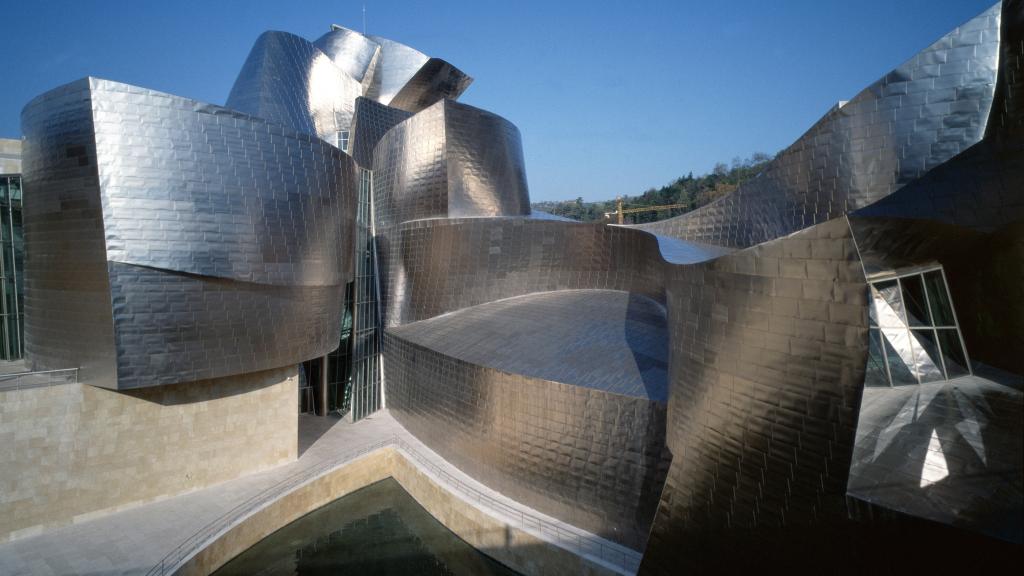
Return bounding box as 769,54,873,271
146,434,642,576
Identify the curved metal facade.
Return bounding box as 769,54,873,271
371,99,530,232
21,78,357,389
634,3,1002,248
14,2,1021,569
226,31,363,145
378,218,665,327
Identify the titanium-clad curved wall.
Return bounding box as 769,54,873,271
371,98,530,232
22,78,357,389
226,31,363,144
389,58,473,113
363,35,430,106
639,217,870,574
634,3,1002,248
384,321,669,550
313,25,381,88
378,218,665,327
349,97,413,167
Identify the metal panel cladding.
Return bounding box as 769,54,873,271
314,25,381,90
21,78,357,390
349,97,413,168
226,31,364,144
364,35,430,106
389,58,474,113
639,218,870,574
378,218,665,327
371,99,530,234
634,3,1002,249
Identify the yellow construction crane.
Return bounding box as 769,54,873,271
604,196,690,224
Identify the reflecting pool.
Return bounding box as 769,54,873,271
213,478,520,576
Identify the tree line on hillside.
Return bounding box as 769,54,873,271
532,153,773,224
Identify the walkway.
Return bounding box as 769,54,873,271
0,410,640,575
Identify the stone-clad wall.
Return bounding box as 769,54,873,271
0,367,297,542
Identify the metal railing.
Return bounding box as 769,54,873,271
147,434,642,576
0,367,78,391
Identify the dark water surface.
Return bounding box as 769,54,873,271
212,478,520,576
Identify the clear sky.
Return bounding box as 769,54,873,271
0,0,997,202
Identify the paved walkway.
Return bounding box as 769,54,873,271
0,410,640,575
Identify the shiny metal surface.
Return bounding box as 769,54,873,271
388,58,473,113
226,31,363,145
633,3,1002,249
21,78,356,389
364,36,429,107
388,290,668,400
371,99,530,232
639,217,870,574
349,97,413,168
384,326,669,550
314,25,381,88
377,218,665,327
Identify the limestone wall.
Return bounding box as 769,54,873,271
0,367,298,542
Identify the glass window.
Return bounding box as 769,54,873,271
912,329,945,383
867,266,969,386
923,270,955,326
865,329,890,387
901,275,931,327
882,328,918,385
872,280,905,325
937,329,969,379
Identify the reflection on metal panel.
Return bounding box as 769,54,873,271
364,36,430,106
384,328,669,549
639,218,869,574
21,78,356,389
389,58,473,113
314,25,381,87
350,97,413,168
387,290,668,401
633,4,1002,249
226,31,363,145
866,267,971,387
378,218,666,327
371,99,530,233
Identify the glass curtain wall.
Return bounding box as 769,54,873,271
350,168,383,420
0,175,24,361
866,266,971,387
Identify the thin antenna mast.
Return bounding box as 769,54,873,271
362,3,367,34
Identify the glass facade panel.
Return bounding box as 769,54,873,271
901,275,931,327
350,168,382,421
868,267,970,386
924,270,955,326
912,328,945,383
937,328,969,379
873,280,905,324
0,175,24,361
865,328,890,387
882,328,918,385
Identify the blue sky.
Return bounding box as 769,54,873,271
0,0,996,201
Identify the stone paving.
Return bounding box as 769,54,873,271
0,410,640,575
